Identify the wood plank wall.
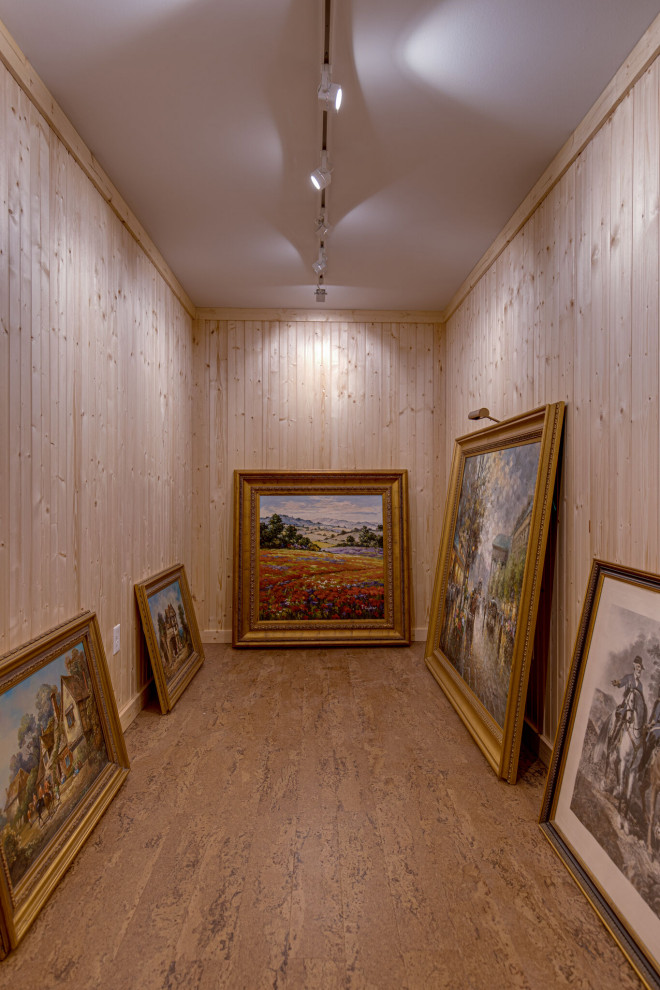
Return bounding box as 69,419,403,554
443,57,660,750
3,17,658,754
0,62,195,725
191,317,445,642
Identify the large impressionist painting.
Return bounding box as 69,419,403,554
425,403,564,782
233,470,410,647
0,612,129,956
540,560,660,989
135,564,204,713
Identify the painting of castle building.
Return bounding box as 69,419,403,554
1,642,109,888
147,579,193,679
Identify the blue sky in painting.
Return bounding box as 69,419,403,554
259,494,383,526
147,580,184,632
0,646,81,793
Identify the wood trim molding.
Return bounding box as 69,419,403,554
442,11,660,322
195,308,444,324
0,18,196,319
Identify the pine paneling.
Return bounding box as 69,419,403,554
0,63,195,724
443,57,660,749
192,317,445,642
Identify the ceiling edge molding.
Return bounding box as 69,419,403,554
441,10,660,324
0,17,196,320
195,307,444,324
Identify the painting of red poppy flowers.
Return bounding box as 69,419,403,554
233,471,410,647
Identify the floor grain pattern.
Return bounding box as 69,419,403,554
0,644,642,989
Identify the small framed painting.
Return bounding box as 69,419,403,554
233,470,411,647
424,402,565,782
540,559,660,989
135,564,204,713
0,612,130,956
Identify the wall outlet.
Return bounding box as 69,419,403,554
112,624,121,655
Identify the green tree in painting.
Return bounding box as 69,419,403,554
260,514,319,550
357,526,383,549
178,603,190,647
455,454,491,597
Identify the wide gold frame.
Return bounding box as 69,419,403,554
135,564,204,713
424,402,564,782
233,469,411,647
0,612,130,957
540,559,660,990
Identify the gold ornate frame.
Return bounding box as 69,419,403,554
540,559,660,990
0,612,129,957
233,469,411,647
135,564,204,713
424,402,564,782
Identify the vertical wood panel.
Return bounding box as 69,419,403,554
1,63,195,725
631,61,660,570
0,66,9,647
444,59,660,747
192,316,444,638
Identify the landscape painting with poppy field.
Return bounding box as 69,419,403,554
258,493,385,622
233,470,411,647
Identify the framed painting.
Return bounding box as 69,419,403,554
0,612,130,957
233,469,411,647
540,560,660,989
424,402,565,782
135,564,204,714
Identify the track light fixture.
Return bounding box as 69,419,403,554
318,63,342,112
315,283,327,302
312,246,328,277
310,151,332,191
315,211,331,237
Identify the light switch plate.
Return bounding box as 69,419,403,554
112,624,120,654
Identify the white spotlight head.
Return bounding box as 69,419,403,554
312,248,327,277
315,285,327,303
310,151,332,191
318,64,342,112
315,212,331,237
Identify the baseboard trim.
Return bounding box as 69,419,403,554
202,629,233,644
119,681,153,731
522,720,554,768
201,628,428,645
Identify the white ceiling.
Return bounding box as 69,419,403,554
1,0,659,312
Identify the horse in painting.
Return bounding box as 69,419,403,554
643,747,660,854
595,686,647,831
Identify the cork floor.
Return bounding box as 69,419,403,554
0,643,643,989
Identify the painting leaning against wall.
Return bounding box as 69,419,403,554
438,441,541,728
233,470,411,647
425,402,565,783
135,564,205,714
540,560,660,990
1,643,109,888
258,493,385,622
0,612,129,956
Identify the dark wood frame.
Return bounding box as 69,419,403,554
540,559,660,990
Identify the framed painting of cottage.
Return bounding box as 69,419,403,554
135,564,204,714
233,470,411,647
424,402,565,783
0,611,129,957
540,559,660,989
